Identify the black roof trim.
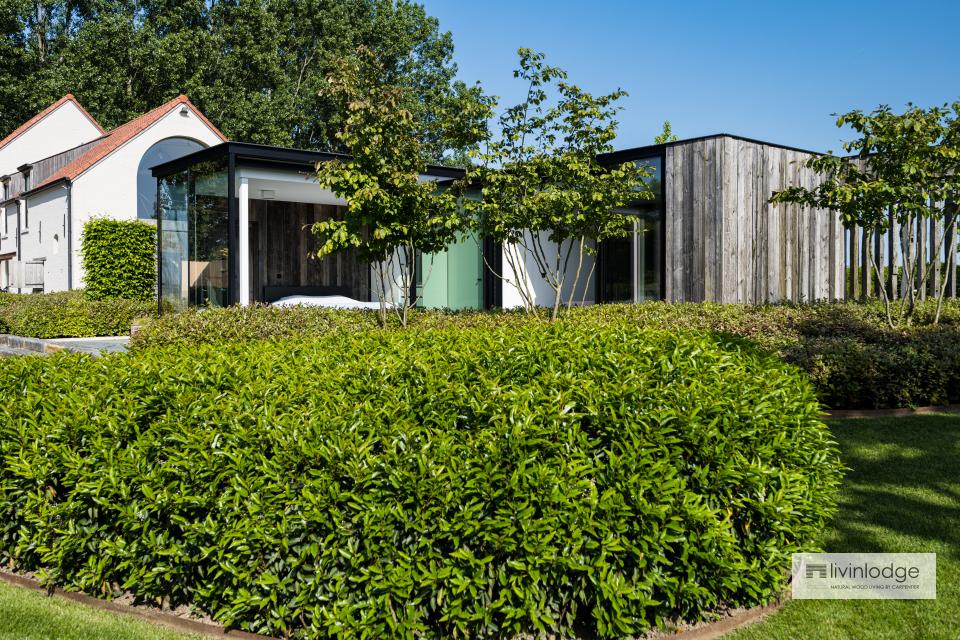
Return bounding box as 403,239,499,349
18,176,70,199
598,133,825,165
150,141,466,179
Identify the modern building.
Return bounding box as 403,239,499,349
151,135,843,311
0,94,226,293
0,93,843,307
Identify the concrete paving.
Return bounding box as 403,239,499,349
44,336,130,355
0,334,129,357
0,345,36,357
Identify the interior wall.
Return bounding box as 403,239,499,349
248,199,369,301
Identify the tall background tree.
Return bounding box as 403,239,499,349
0,0,477,160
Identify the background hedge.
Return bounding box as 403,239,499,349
0,291,154,338
0,325,842,638
131,299,960,410
80,218,156,301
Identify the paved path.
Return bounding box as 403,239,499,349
45,337,129,355
0,345,37,357
0,335,129,357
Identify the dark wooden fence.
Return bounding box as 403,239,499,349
844,205,959,301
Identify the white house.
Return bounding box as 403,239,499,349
0,94,226,293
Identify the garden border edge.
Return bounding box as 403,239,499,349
0,568,274,639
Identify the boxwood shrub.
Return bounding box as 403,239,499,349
0,324,842,638
131,299,960,409
0,290,155,338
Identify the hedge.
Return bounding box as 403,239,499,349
0,325,842,638
80,218,156,301
0,291,155,338
131,299,960,409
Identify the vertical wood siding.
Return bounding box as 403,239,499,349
664,136,844,303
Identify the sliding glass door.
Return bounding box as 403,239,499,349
597,153,664,303
598,211,663,303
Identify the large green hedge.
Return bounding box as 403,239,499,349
131,299,960,409
0,325,842,638
0,291,155,338
80,218,156,301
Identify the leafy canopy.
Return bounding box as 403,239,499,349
312,47,492,325
0,0,474,158
771,101,960,326
465,49,652,318
654,120,678,144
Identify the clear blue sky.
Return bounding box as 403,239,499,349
421,0,960,153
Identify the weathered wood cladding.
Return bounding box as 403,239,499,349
664,137,843,303
248,199,369,302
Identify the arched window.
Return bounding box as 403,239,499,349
137,137,206,219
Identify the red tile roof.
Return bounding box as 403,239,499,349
0,94,105,152
31,95,227,192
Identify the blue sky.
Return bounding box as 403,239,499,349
421,0,960,153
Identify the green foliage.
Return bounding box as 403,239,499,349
771,101,960,327
654,120,679,144
0,324,842,638
132,299,960,409
465,49,652,319
313,47,492,326
0,291,154,338
80,218,157,301
0,1,472,157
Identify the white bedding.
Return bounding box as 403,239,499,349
271,295,385,310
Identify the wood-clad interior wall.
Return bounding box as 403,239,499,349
664,137,844,303
248,200,369,302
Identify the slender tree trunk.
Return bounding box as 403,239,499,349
565,236,586,311
868,244,895,329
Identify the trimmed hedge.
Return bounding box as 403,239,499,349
131,300,960,410
0,291,155,338
80,218,157,301
0,325,842,638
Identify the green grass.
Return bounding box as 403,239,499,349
0,414,956,639
0,580,198,640
733,414,960,639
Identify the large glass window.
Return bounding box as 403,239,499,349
598,155,664,303
139,137,206,220
158,158,229,310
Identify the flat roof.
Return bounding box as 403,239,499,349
598,133,825,165
150,141,467,179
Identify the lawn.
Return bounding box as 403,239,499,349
0,414,956,639
733,414,960,639
0,580,198,640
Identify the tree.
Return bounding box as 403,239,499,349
0,0,475,160
654,120,678,144
771,102,960,327
312,47,492,327
464,49,652,320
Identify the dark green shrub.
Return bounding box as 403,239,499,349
0,325,842,638
0,290,155,338
80,218,156,301
131,299,960,409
